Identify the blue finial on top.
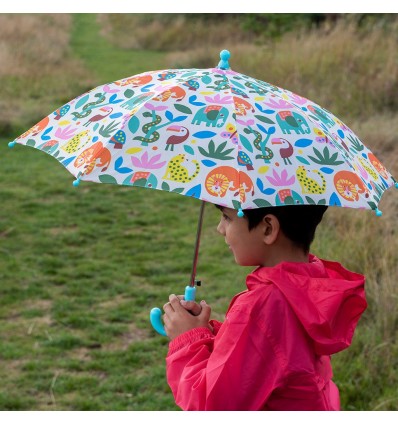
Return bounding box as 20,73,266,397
218,50,231,70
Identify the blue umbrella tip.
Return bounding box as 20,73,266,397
395,182,398,189
218,50,231,70
72,178,81,187
375,208,383,217
8,141,17,148
237,208,244,218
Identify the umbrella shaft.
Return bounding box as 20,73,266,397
190,201,206,287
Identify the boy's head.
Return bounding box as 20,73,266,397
215,204,327,266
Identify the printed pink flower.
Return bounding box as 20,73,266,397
263,98,293,109
266,169,295,186
236,118,255,127
54,125,76,140
131,151,166,170
289,93,308,105
103,84,120,94
145,103,168,111
204,94,234,104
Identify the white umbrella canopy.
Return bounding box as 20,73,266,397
9,50,397,218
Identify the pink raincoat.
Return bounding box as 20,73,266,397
166,255,367,410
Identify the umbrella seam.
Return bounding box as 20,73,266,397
223,69,242,211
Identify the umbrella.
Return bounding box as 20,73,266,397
9,50,397,336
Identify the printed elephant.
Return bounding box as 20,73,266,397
192,105,229,128
276,111,311,135
307,105,335,128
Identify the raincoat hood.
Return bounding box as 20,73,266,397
248,255,367,355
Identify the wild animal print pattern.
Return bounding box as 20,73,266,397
12,65,396,213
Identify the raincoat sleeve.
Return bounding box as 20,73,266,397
166,305,283,410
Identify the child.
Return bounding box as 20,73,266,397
162,204,367,410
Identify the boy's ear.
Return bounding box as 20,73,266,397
262,214,280,245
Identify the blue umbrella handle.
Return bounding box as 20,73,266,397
150,285,197,337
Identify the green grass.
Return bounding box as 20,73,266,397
0,138,248,410
71,14,167,82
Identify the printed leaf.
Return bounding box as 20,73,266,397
109,94,118,104
173,115,187,123
115,157,133,174
184,145,195,155
189,95,206,107
201,159,217,167
256,178,264,193
41,127,53,141
172,188,185,194
62,157,75,166
128,115,140,134
253,199,272,208
254,115,275,124
74,94,89,110
329,192,342,206
165,110,174,121
239,135,253,153
295,139,313,148
296,156,311,165
26,139,36,147
305,196,316,205
193,131,217,139
232,200,242,210
174,104,192,115
110,112,123,119
186,184,202,198
124,89,135,99
264,188,276,195
99,175,118,184
320,167,334,174
161,181,171,191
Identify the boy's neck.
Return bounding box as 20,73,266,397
261,244,309,268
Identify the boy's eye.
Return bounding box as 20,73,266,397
222,214,230,221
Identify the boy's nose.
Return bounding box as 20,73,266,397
217,220,225,235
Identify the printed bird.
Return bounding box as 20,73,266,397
83,106,113,127
271,138,294,165
165,126,190,151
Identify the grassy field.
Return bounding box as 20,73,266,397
1,14,397,410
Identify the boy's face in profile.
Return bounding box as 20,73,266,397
217,207,268,267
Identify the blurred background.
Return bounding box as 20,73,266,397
0,13,397,410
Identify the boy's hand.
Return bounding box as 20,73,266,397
163,294,211,341
176,295,202,316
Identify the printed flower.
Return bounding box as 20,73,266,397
54,125,76,140
103,84,120,94
236,118,255,127
131,151,167,170
145,103,168,111
289,93,308,105
266,169,295,186
263,98,293,109
204,94,234,104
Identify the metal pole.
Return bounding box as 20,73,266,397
190,200,206,287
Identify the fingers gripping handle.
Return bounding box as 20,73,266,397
150,286,197,336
